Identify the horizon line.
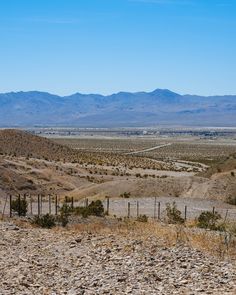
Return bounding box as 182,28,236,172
1,88,236,97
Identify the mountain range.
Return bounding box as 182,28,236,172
0,89,236,127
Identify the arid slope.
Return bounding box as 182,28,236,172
0,129,236,204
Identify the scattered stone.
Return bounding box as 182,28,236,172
0,221,235,295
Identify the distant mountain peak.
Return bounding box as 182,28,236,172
150,89,180,96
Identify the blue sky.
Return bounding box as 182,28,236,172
0,0,235,96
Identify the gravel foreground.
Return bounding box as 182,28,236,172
0,221,236,295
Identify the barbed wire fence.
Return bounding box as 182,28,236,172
1,194,236,222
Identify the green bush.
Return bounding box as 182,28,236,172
166,202,184,224
60,202,73,215
59,203,72,227
11,198,28,216
120,192,131,198
137,214,148,222
32,214,56,228
197,211,222,230
226,196,236,206
74,200,104,218
74,206,89,218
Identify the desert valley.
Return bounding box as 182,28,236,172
1,128,236,293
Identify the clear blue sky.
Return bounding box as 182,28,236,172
0,0,235,96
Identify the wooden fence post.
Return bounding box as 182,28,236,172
49,194,51,214
127,202,130,218
18,194,21,217
71,197,74,209
30,195,32,215
40,195,43,214
55,195,58,215
158,202,161,220
212,207,215,215
137,201,139,217
9,195,12,218
106,197,110,215
184,205,187,221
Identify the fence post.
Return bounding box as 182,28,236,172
127,202,130,218
9,195,12,218
212,207,215,215
30,195,32,215
158,202,161,220
137,201,139,217
18,194,21,217
40,195,43,214
106,197,110,215
55,195,58,215
184,205,187,221
71,197,74,209
49,194,51,214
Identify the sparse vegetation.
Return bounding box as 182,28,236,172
137,214,148,222
165,202,184,224
197,211,222,230
74,200,105,218
32,213,56,228
226,196,236,205
120,192,131,198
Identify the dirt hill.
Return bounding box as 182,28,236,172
0,129,79,162
1,129,236,204
200,155,236,178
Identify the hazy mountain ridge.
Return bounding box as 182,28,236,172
0,89,236,127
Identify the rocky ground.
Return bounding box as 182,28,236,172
0,220,236,295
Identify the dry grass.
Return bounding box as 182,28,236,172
2,213,236,261
67,219,236,261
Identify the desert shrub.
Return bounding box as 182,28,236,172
166,202,184,224
231,171,235,177
197,211,222,230
137,214,148,222
74,206,89,218
87,200,104,216
226,196,236,206
11,198,28,216
120,192,131,198
59,203,73,227
74,200,104,218
32,214,56,228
